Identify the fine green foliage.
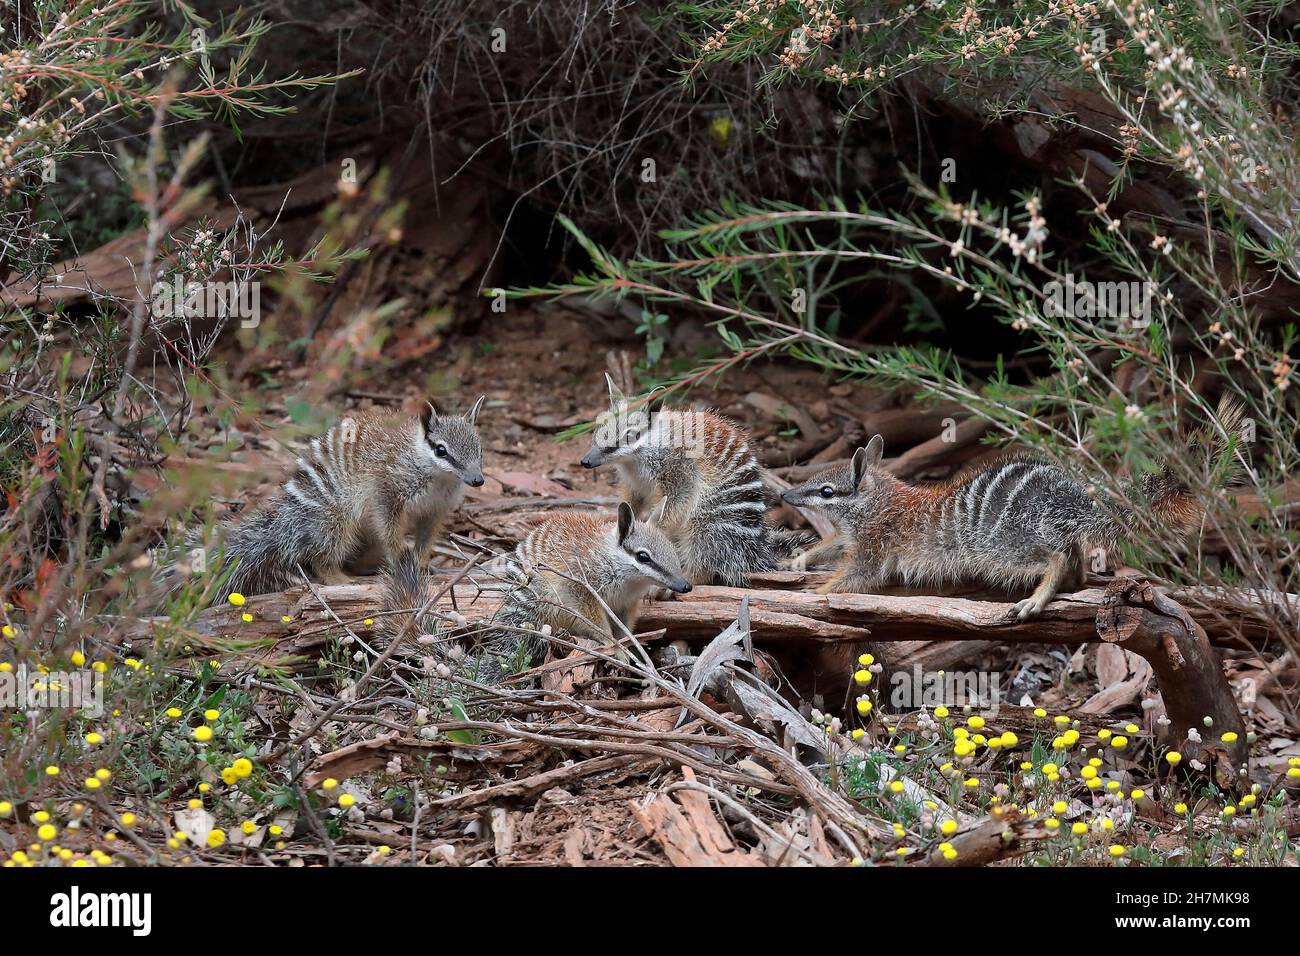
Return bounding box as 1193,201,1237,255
509,0,1300,649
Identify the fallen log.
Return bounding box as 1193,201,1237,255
138,575,1291,653
915,810,1048,867
1096,579,1248,785
136,574,1273,783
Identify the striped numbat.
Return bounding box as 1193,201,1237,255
482,503,692,679
579,374,805,586
782,413,1239,619
213,398,485,599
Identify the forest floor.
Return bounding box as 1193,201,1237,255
110,300,1294,868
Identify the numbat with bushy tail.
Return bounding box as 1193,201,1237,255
782,411,1240,618
580,375,807,585
213,398,485,598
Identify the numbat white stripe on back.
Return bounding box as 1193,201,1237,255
782,404,1242,619
580,374,805,585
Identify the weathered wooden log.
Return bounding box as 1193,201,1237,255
138,575,1291,652
134,575,1272,780
916,810,1049,867
1096,579,1248,786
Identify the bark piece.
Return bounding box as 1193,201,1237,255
630,768,764,866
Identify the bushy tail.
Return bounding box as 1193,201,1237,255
766,525,820,560
213,506,305,601
386,550,538,685
382,549,429,645
1130,397,1245,535
152,505,297,603
474,583,548,684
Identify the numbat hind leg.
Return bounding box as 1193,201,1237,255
1010,551,1070,620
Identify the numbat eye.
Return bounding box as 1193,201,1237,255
434,444,448,458
635,550,651,563
819,485,835,499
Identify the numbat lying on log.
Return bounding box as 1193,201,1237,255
580,374,808,585
782,411,1240,619
481,503,692,679
210,398,485,598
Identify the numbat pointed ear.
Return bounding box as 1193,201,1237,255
851,435,885,488
465,395,486,425
865,433,884,466
617,501,635,544
604,372,626,408
423,400,440,435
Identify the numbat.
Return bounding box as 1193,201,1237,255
214,398,485,598
782,419,1237,619
489,503,692,675
580,374,803,585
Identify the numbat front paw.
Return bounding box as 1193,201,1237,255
1010,595,1050,620
787,552,811,573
